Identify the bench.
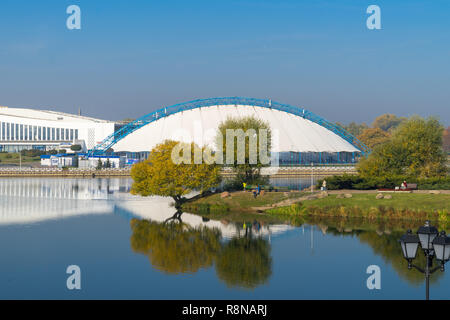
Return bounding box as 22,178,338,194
406,183,418,190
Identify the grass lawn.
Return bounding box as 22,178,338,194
0,152,41,164
184,190,450,223
301,193,450,212
182,191,306,224
184,191,304,211
268,193,450,222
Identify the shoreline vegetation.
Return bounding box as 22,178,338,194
182,190,450,224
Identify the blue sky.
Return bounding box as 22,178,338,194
0,0,449,125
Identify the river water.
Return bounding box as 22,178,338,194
0,177,448,299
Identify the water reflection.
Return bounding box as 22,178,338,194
1,177,448,295
303,216,446,286
0,178,133,224
130,211,272,289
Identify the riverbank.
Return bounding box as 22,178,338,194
0,165,357,178
182,190,450,222
0,167,131,177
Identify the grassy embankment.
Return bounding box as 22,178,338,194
183,191,450,222
0,152,41,165
268,193,449,221
182,191,305,222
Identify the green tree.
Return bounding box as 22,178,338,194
70,144,82,152
96,158,103,170
216,116,271,185
105,158,112,168
130,140,221,206
357,128,390,149
215,236,272,289
358,116,447,178
372,114,406,132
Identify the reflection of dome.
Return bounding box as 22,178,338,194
117,197,295,240
0,177,295,239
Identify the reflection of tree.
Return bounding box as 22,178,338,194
304,216,445,286
130,215,273,289
358,231,444,286
216,236,272,289
130,217,221,274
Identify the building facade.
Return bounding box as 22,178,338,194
0,106,115,152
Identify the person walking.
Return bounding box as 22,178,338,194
322,179,327,191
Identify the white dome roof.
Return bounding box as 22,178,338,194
113,104,359,153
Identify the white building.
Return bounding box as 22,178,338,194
40,154,78,167
0,106,115,152
111,98,365,164
78,155,126,169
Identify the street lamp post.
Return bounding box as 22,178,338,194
399,221,450,300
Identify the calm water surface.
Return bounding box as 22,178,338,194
0,177,448,299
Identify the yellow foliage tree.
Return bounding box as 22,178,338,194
130,140,221,205
357,128,390,149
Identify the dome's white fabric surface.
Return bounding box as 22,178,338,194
113,105,359,153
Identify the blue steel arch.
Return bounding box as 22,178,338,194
89,97,370,156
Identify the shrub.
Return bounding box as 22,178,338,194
318,175,450,190
70,144,82,151
21,149,46,157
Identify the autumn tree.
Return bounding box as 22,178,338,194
216,116,271,184
357,128,390,149
443,127,450,153
358,116,447,178
336,121,369,137
130,140,221,206
372,114,406,132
